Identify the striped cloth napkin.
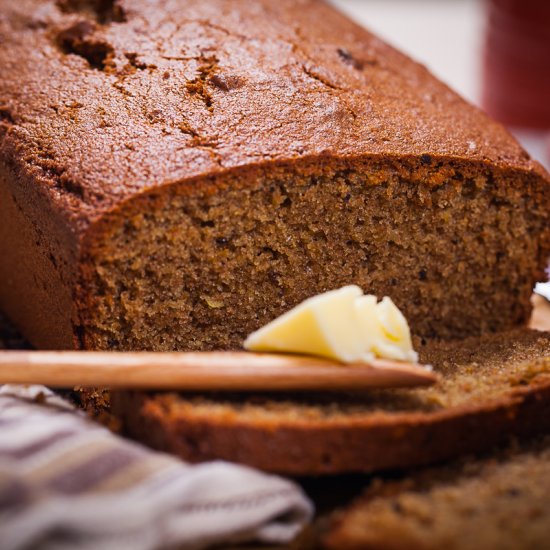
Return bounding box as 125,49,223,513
0,384,313,550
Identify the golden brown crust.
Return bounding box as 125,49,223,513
0,164,79,348
1,0,544,223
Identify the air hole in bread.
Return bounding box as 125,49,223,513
57,21,115,70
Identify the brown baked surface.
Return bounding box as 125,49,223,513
1,0,549,350
111,329,550,474
1,0,541,213
324,436,550,550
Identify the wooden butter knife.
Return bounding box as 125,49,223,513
0,350,437,391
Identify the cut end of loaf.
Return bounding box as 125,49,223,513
79,158,550,351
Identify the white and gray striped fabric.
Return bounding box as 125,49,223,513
0,385,313,550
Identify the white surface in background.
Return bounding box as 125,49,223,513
535,282,550,301
511,129,550,171
331,0,485,105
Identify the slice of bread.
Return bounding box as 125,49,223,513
324,436,550,549
112,328,550,474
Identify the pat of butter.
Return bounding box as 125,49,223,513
244,286,418,363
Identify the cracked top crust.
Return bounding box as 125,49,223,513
0,0,544,234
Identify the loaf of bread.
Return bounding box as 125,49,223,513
1,0,549,350
324,436,550,549
111,329,550,474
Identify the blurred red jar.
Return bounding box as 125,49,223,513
482,0,550,129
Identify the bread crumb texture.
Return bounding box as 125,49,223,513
84,168,548,349
325,436,550,550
